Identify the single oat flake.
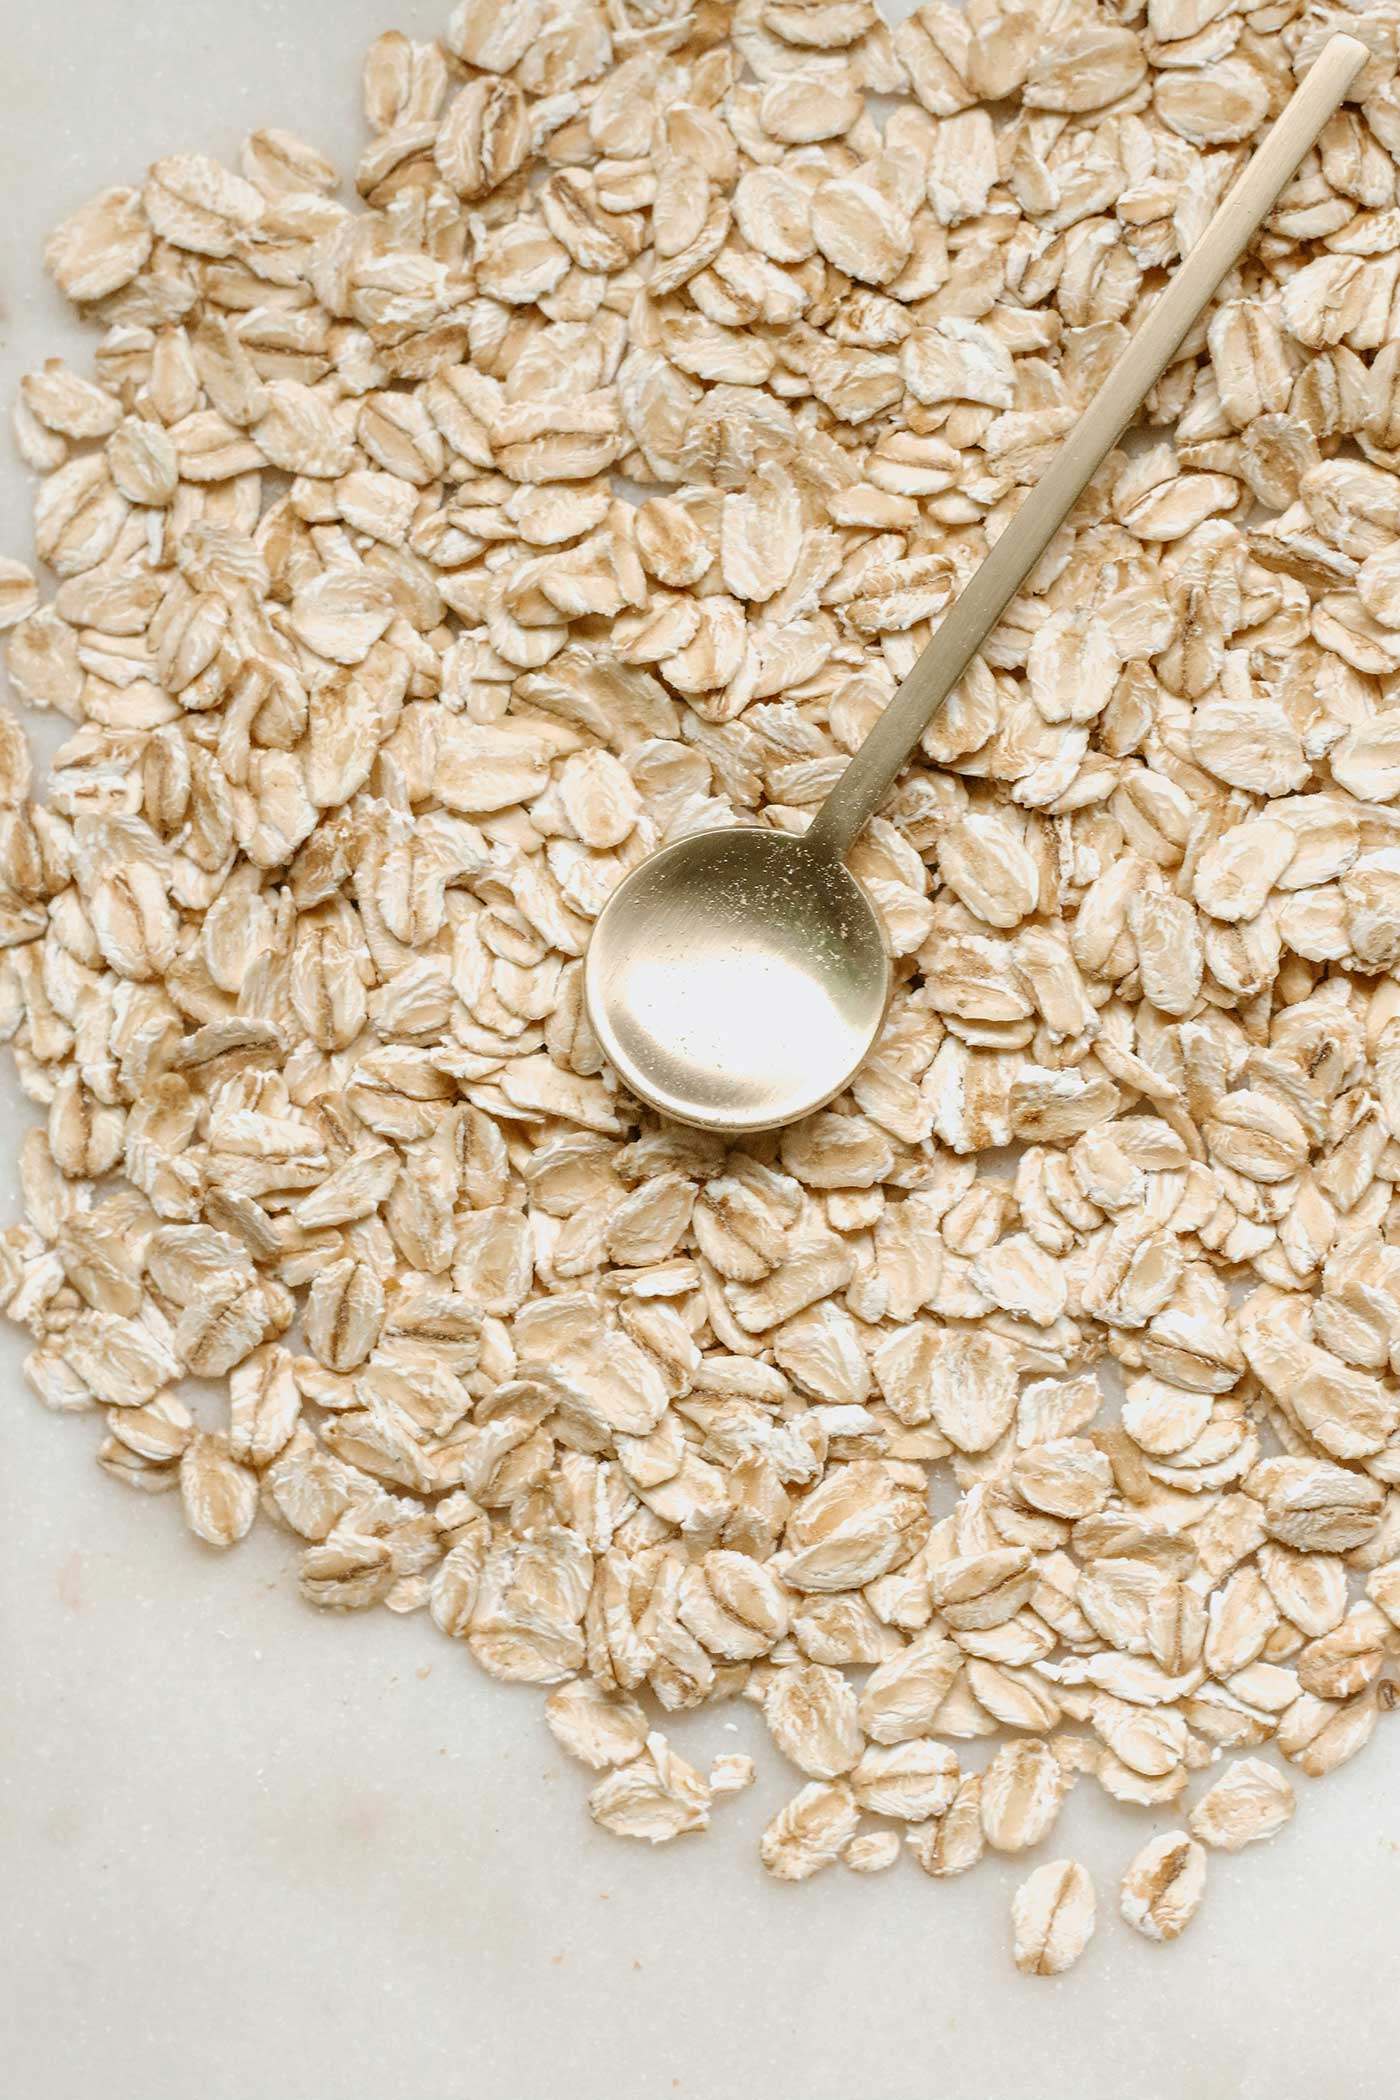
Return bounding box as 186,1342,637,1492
1011,1859,1097,1977
1119,1830,1207,1944
3,0,1400,1982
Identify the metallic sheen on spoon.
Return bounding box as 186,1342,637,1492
586,35,1368,1134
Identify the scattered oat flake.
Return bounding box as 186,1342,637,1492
1120,1831,1207,1944
1188,1759,1296,1853
844,1828,901,1875
1011,1860,1096,1978
587,1735,711,1844
760,1781,861,1883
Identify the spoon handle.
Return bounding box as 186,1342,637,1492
804,30,1368,865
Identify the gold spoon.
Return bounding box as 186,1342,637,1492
585,33,1367,1134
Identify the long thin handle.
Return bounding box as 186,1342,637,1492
805,32,1368,864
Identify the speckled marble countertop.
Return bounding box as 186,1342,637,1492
1,6,1398,2096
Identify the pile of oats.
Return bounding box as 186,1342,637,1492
5,0,1400,1973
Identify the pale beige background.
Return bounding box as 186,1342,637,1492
1,5,1397,2097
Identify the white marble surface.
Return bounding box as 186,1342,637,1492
1,5,1398,2096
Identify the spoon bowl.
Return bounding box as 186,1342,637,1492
585,827,890,1132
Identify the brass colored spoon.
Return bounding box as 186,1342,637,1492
585,35,1367,1133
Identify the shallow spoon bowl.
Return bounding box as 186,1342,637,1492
585,827,889,1132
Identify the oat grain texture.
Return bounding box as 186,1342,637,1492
5,0,1400,1962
